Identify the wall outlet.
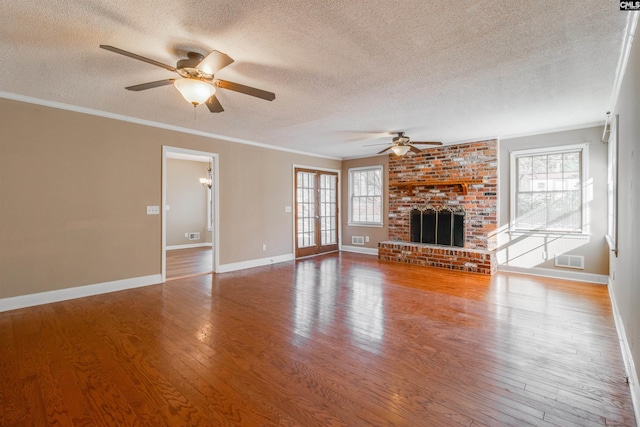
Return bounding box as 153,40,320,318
285,206,292,213
184,233,188,238
365,236,370,243
146,206,160,215
262,244,267,251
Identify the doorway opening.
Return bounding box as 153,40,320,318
162,147,219,281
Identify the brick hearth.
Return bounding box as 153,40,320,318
378,241,496,274
379,139,498,274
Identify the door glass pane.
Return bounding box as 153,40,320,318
297,172,316,248
319,174,337,245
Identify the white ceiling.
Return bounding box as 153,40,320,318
0,1,629,159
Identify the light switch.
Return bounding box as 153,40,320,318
146,206,160,215
285,206,292,213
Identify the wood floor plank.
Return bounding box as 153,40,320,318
43,304,141,426
37,307,98,426
166,247,212,279
0,252,635,426
11,306,76,426
9,309,50,426
0,314,29,426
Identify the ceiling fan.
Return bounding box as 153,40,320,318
365,132,442,156
99,45,275,113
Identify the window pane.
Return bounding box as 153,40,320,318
548,154,562,173
563,171,580,190
563,152,580,172
519,174,532,192
533,155,547,174
547,192,565,228
547,177,564,191
518,157,532,174
529,193,547,229
515,193,532,228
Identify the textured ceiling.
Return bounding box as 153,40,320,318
0,1,628,158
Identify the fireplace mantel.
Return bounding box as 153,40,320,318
389,178,484,195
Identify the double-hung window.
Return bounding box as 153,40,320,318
510,144,588,233
349,166,383,226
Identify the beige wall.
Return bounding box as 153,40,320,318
0,98,339,298
609,31,640,393
498,126,609,275
340,155,389,250
166,159,209,247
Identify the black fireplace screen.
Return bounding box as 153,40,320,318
410,208,464,247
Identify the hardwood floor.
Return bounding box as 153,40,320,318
166,246,213,279
0,252,635,426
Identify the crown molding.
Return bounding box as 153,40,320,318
0,91,341,161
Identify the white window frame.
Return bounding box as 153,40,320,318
348,165,384,227
606,115,618,254
509,143,589,234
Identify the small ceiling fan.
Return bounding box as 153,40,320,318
100,45,275,113
365,132,442,156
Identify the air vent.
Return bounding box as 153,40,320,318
555,254,584,270
352,236,365,245
188,232,200,241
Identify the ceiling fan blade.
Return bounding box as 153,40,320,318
197,50,234,75
206,94,224,113
411,141,443,146
409,145,423,154
100,45,177,72
125,79,176,91
363,142,392,147
377,146,393,155
215,79,275,101
339,131,393,142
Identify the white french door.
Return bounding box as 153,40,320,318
295,168,338,258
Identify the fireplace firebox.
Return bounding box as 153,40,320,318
410,207,465,248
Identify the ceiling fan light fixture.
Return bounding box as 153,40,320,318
174,79,215,106
391,145,411,156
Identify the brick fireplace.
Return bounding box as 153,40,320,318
378,139,498,274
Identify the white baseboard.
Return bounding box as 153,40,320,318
497,264,608,284
0,274,162,313
217,253,294,273
167,243,212,250
340,245,379,256
608,279,640,423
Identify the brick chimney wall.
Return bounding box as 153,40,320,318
388,139,498,251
